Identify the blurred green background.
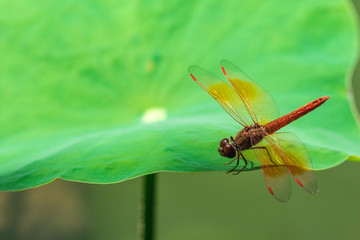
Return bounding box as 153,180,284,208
1,0,360,240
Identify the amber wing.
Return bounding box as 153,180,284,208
264,132,318,195
189,60,280,126
220,60,280,125
249,138,292,202
250,132,317,201
189,65,253,126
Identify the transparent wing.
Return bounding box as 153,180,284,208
220,60,280,125
249,138,291,202
189,65,253,126
264,132,318,195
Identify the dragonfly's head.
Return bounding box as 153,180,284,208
218,138,236,158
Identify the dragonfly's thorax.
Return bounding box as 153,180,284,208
233,124,265,150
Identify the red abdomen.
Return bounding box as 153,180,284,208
264,96,330,134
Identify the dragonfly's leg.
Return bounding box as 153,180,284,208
226,152,239,174
251,146,276,164
230,136,235,142
223,158,236,165
233,152,248,175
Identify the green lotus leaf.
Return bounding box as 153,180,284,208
0,0,359,191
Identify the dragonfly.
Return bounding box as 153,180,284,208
188,60,329,202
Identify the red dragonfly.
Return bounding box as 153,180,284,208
188,60,329,202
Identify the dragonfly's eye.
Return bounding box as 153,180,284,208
223,144,236,158
220,138,229,147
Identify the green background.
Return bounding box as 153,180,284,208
1,0,360,239
1,0,360,191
